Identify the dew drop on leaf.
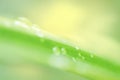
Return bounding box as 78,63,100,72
53,46,61,55
61,48,67,55
78,53,82,57
78,53,85,60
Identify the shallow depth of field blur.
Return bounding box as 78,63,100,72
0,0,120,80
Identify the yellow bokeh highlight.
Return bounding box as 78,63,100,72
29,1,86,38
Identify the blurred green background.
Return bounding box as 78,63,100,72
0,0,120,80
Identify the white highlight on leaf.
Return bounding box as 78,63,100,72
14,20,29,29
31,24,44,37
49,55,70,69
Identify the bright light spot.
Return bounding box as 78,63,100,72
49,55,70,69
31,25,44,37
14,20,29,29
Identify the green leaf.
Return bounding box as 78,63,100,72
0,17,120,80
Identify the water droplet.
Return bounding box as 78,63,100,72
61,48,66,55
78,53,82,57
78,53,85,60
53,47,61,55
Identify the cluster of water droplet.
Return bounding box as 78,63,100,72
0,17,96,74
50,45,95,72
49,47,70,69
73,46,85,62
73,46,95,63
52,47,67,56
